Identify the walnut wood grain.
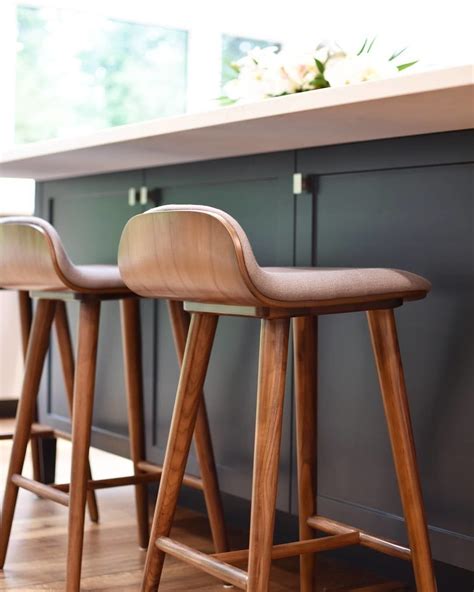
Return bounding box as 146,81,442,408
120,297,150,549
167,300,228,554
54,300,99,523
66,299,101,592
0,459,412,591
0,299,56,567
307,515,411,561
118,207,428,311
17,290,42,483
0,219,125,294
214,531,359,563
141,313,218,591
0,222,61,291
11,473,70,507
156,537,248,589
367,309,437,591
247,317,290,591
293,316,318,592
119,209,260,305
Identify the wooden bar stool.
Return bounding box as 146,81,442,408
118,204,438,592
0,216,227,591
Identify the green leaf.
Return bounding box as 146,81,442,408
216,95,238,106
397,60,418,71
357,38,368,55
309,73,330,89
367,37,377,53
315,58,325,73
389,47,407,61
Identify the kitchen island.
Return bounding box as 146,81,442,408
1,65,473,583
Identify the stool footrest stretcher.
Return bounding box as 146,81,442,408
137,460,204,491
11,474,69,506
156,531,360,589
156,536,249,589
308,515,412,561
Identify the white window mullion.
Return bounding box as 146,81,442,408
186,27,222,113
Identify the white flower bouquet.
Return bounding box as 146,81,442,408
220,38,417,104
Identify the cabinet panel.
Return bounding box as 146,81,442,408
37,172,144,447
296,159,473,569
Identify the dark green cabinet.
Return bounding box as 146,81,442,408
36,171,145,455
296,133,474,570
34,133,473,573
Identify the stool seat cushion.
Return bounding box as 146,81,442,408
0,216,127,293
255,266,431,303
56,264,126,292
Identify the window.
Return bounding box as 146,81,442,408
15,5,187,143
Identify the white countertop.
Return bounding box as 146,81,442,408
0,65,473,181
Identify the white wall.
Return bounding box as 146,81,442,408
0,178,33,401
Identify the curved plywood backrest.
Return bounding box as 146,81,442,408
118,205,263,304
0,217,70,291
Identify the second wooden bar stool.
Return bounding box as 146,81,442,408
0,216,227,591
119,204,437,592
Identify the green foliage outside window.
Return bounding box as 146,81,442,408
15,6,187,144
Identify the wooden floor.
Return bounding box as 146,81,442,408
0,423,410,591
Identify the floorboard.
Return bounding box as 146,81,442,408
0,421,409,590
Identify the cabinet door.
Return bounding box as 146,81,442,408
36,171,146,455
144,152,296,510
297,131,474,570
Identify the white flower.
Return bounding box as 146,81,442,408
227,48,320,99
315,40,346,62
324,54,399,87
279,51,318,91
233,46,279,72
222,40,412,104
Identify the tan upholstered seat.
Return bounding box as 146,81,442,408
0,216,126,293
251,266,429,303
119,204,430,308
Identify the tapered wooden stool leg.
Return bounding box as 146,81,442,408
367,309,437,592
248,318,290,592
293,316,317,592
141,313,218,592
55,300,99,523
18,290,42,483
0,299,56,567
18,291,32,358
66,299,101,592
167,300,229,553
120,298,149,549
